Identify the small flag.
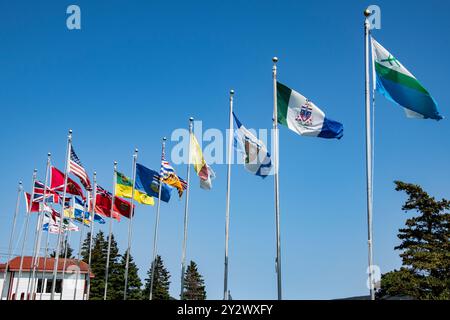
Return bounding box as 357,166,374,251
233,112,272,178
50,166,85,199
135,163,173,202
69,146,92,190
115,171,155,205
277,82,344,139
94,185,134,220
371,37,442,120
24,192,40,213
160,160,186,197
190,133,215,190
33,181,60,203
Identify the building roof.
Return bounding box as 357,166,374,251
0,256,94,278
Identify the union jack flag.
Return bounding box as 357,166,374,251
33,181,60,203
69,146,92,191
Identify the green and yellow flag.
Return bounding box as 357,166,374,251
116,171,154,205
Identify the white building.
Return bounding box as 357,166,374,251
0,256,93,300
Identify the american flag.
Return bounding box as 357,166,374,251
69,146,92,190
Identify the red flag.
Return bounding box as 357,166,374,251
50,166,85,199
93,186,134,220
24,192,40,213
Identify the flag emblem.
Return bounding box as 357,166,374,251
296,101,313,125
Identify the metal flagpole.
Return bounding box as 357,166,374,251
26,203,41,299
104,162,117,300
272,57,282,300
51,129,72,300
28,152,52,299
364,9,375,301
14,169,37,300
149,137,166,300
123,149,138,300
223,90,234,300
86,172,97,299
74,191,89,300
59,224,72,300
1,180,23,300
180,118,193,300
39,221,50,300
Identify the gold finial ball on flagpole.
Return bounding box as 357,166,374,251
364,8,371,17
272,57,278,63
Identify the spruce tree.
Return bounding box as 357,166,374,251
378,181,450,300
182,261,206,300
114,250,143,300
86,231,108,300
143,255,171,300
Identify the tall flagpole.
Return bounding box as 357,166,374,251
272,56,282,300
14,169,37,300
223,90,234,300
104,162,117,300
74,191,89,300
86,171,97,299
29,152,52,299
149,137,166,300
123,149,138,300
1,180,23,300
180,118,193,300
38,221,50,300
59,222,72,300
51,129,72,300
364,9,375,301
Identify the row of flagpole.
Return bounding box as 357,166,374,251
2,9,401,300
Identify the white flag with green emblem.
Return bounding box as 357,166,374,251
276,82,343,139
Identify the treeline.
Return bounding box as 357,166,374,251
79,231,206,300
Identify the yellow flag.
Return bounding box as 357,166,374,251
189,133,215,189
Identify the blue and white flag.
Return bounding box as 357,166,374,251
72,197,105,225
233,112,272,178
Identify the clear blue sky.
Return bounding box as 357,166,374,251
0,0,449,300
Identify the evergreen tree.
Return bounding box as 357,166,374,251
81,231,92,262
182,261,206,300
104,234,123,300
143,255,171,300
86,231,108,300
115,250,143,300
377,181,450,300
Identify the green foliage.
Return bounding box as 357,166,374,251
378,181,450,300
182,261,206,300
143,255,171,300
116,250,143,300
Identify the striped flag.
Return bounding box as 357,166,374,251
69,146,92,190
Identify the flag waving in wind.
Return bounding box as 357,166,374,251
371,37,442,120
277,82,344,139
233,112,272,178
190,133,215,190
69,146,92,190
50,166,85,199
160,159,186,197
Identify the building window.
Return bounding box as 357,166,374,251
45,279,63,293
36,279,44,293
